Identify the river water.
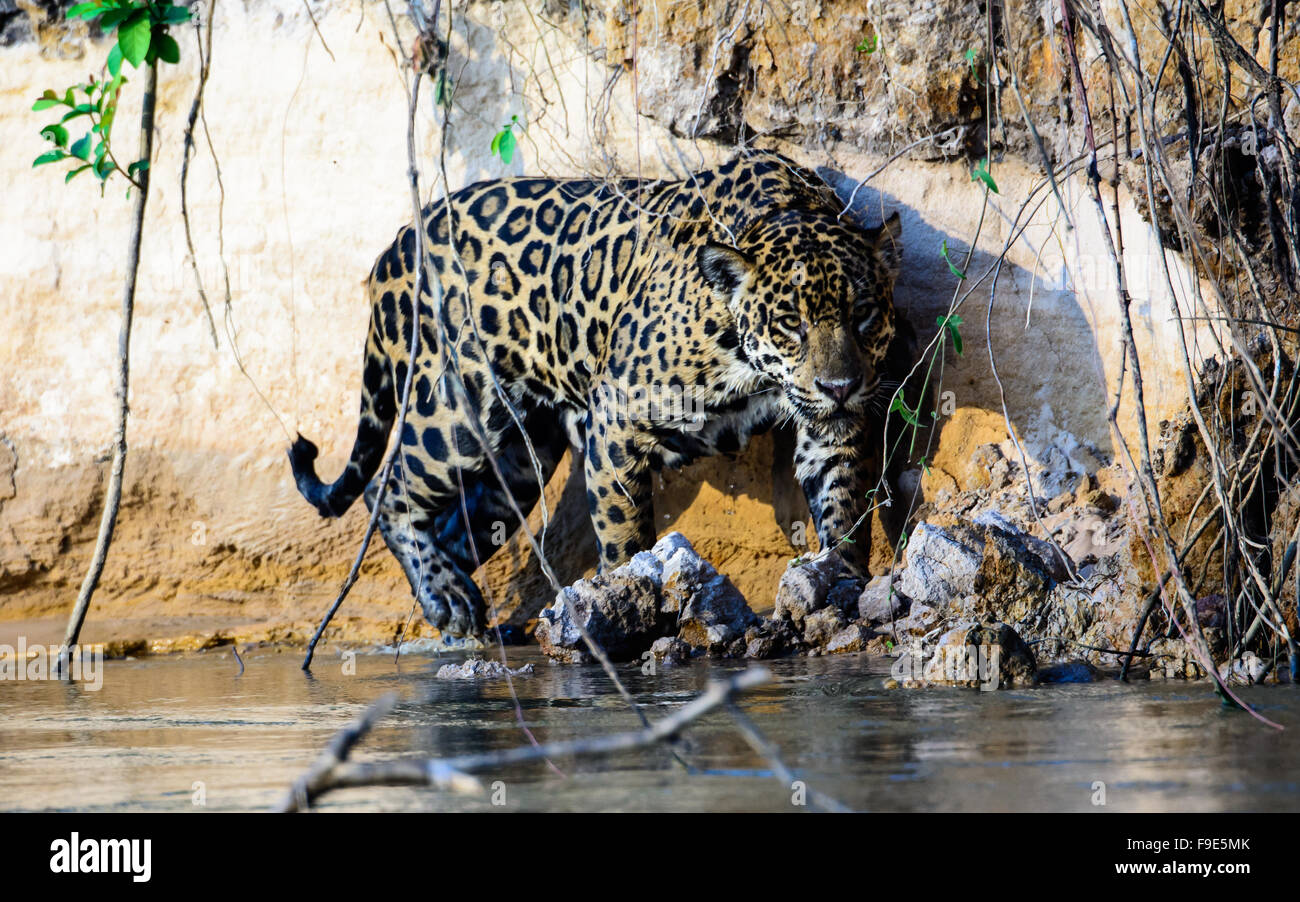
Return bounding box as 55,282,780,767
2,646,1298,812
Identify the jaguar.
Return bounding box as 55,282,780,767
289,151,908,638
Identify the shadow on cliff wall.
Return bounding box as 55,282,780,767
438,16,530,184
820,167,1113,471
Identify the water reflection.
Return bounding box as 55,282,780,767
0,647,1296,812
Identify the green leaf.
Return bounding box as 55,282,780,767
32,98,61,111
855,33,878,54
40,123,69,147
67,2,103,20
965,47,980,83
65,164,93,183
971,157,999,194
99,7,133,31
117,10,151,67
940,238,966,280
890,394,921,427
156,33,180,65
434,71,453,108
70,132,93,161
496,128,516,165
33,150,66,167
937,313,964,356
160,4,193,24
107,42,124,77
128,159,150,176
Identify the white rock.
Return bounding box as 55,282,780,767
897,523,981,607
625,550,665,587
651,531,695,563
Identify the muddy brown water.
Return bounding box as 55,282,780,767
2,646,1299,812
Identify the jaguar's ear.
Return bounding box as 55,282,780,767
698,243,753,297
870,211,903,283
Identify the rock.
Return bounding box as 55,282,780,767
857,575,908,623
1148,638,1210,680
972,510,1071,582
890,601,941,637
967,443,1007,491
1218,651,1269,685
538,531,761,663
897,524,982,608
773,551,845,627
650,531,694,563
660,540,758,651
743,619,802,659
826,623,874,655
1035,659,1098,684
436,659,535,679
536,572,661,663
802,605,847,647
968,523,1061,621
625,550,665,586
649,636,691,666
895,517,1067,629
902,621,1037,689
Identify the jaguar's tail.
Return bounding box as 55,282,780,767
289,320,397,518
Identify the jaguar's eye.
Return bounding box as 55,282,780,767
776,314,806,341
859,308,880,330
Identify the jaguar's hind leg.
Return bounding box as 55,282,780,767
369,408,570,637
366,464,486,638
429,408,571,572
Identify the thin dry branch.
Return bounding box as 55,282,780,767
57,61,159,677
300,42,430,671
277,667,775,812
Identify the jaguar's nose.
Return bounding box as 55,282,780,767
815,375,862,405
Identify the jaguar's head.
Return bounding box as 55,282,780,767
699,208,903,430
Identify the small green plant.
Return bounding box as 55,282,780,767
939,238,966,280
32,0,190,190
937,313,964,355
855,33,878,54
490,114,522,165
35,0,190,669
971,157,999,194
890,393,922,427
965,47,980,83
434,70,454,108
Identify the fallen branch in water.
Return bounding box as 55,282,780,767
277,667,779,812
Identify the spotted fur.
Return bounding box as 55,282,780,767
289,151,906,637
